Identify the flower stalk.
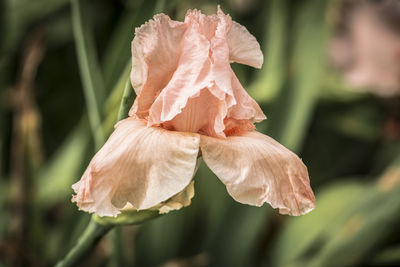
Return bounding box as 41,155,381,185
55,218,112,267
55,210,159,267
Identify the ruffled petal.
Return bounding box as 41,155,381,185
161,88,228,137
129,14,186,117
148,13,212,125
209,7,234,97
152,180,195,214
130,7,265,138
228,68,266,123
223,118,255,136
200,131,315,216
227,21,264,68
72,118,200,217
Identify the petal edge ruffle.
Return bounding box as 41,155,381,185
72,118,200,217
200,131,315,216
227,21,264,69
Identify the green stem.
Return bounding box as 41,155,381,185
108,227,123,267
93,210,160,225
55,219,112,267
55,211,160,267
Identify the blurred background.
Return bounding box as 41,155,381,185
1,0,400,266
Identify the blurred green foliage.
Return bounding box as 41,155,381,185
1,0,399,266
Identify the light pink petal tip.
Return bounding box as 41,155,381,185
129,14,186,117
227,21,263,68
72,118,200,217
200,131,315,216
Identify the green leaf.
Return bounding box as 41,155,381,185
70,0,105,148
102,0,145,90
249,0,288,103
37,118,90,205
271,160,400,267
268,0,331,151
270,181,369,267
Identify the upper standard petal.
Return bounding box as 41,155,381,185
129,7,266,137
129,14,186,117
227,21,264,69
200,131,315,216
72,118,200,217
228,68,266,123
148,14,212,125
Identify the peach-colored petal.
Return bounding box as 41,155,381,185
209,7,234,98
228,68,266,123
183,9,218,41
200,131,315,216
130,7,265,138
223,118,255,136
72,118,200,217
129,14,186,117
227,21,264,68
148,14,212,125
161,88,228,137
151,180,195,214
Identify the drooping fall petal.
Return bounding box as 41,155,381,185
200,131,315,216
72,118,200,217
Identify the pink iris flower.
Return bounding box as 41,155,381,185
72,7,315,217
